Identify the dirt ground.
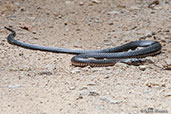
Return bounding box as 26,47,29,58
0,0,171,114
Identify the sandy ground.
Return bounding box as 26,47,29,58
0,0,171,114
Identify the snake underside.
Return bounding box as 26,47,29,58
5,27,162,67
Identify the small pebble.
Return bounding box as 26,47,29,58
8,84,21,89
82,66,91,71
45,64,53,70
145,31,155,37
163,30,170,32
14,2,20,6
28,16,36,20
87,82,96,86
7,16,17,20
153,6,163,10
163,58,171,70
76,95,83,100
139,31,156,40
37,71,52,76
165,93,171,97
95,19,103,23
129,6,140,10
161,37,167,43
65,0,74,4
89,75,96,80
165,58,171,65
148,0,159,9
104,40,113,46
107,10,119,15
143,87,152,93
71,69,81,74
80,90,88,96
91,0,101,4
69,86,75,90
100,96,120,104
88,91,100,96
139,65,146,71
94,104,105,110
79,2,84,6
71,68,81,73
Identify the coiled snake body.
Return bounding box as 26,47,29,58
5,27,162,67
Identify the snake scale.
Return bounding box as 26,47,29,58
5,27,162,67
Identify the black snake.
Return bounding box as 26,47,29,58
5,27,162,67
